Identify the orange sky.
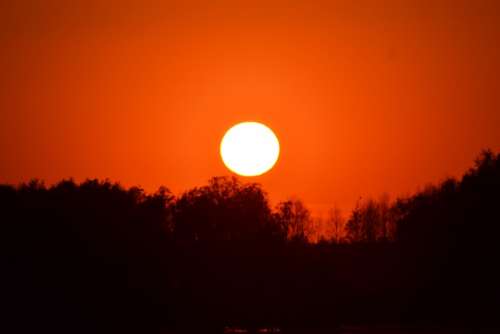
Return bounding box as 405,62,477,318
1,1,500,217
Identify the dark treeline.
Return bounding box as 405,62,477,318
1,150,499,333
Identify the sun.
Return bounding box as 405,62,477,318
220,122,280,177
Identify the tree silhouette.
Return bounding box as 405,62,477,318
345,196,396,242
2,149,500,332
173,176,281,243
273,198,313,242
326,206,345,243
390,149,500,323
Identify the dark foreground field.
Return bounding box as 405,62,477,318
2,151,499,333
321,327,496,334
167,327,499,334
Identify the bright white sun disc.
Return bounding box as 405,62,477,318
220,122,280,176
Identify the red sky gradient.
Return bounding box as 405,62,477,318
1,1,500,217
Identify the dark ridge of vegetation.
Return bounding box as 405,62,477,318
1,150,499,333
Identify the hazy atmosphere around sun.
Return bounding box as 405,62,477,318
1,1,500,217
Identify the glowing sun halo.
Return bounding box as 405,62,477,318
220,122,280,177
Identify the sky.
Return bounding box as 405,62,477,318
1,1,500,217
